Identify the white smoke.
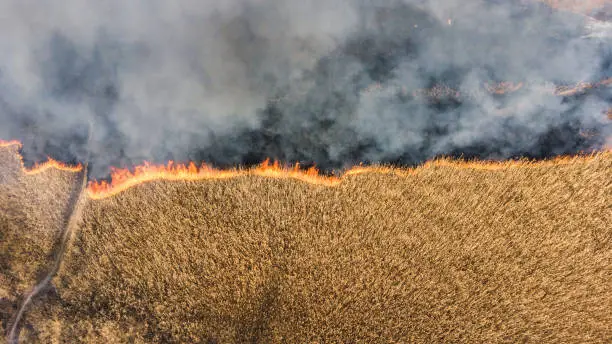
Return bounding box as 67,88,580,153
0,0,609,176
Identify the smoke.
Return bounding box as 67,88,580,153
0,0,610,177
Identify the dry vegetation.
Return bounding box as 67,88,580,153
1,144,610,343
0,145,83,341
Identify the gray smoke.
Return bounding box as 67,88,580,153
0,0,610,177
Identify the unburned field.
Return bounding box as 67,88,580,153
1,146,611,343
0,145,83,341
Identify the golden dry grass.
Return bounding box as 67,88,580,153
1,146,611,343
0,145,83,341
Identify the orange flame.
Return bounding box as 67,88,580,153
24,157,83,175
347,153,607,175
1,139,610,200
0,139,22,148
0,139,82,174
362,77,612,100
553,78,612,96
87,152,610,199
87,158,340,199
484,81,524,94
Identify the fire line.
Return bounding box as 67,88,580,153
1,139,609,200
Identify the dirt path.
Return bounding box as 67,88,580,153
5,165,88,344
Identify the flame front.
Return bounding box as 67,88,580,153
1,139,82,174
87,158,340,199
24,157,83,174
362,77,612,98
87,152,610,199
1,139,609,200
0,139,22,148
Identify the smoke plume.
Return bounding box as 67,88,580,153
0,0,610,177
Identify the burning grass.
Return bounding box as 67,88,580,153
87,159,338,199
86,152,608,200
0,140,22,148
363,77,612,101
1,143,610,343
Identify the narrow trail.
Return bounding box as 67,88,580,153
5,164,88,344
6,120,93,344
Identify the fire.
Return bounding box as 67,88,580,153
87,158,341,199
422,153,607,170
347,153,606,176
1,139,609,200
87,152,610,199
0,139,22,148
484,81,524,95
553,78,612,96
363,77,612,100
24,157,83,175
0,139,82,174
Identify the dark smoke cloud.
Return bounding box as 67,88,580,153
0,0,610,177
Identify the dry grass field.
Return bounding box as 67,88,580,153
0,143,84,342
1,143,610,343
